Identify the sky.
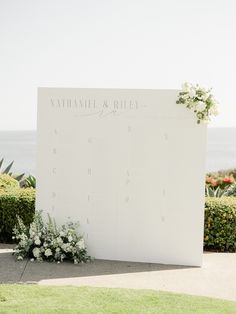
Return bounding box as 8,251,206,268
0,0,236,130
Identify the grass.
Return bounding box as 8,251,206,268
0,285,235,314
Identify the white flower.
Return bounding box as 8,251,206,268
29,230,35,237
44,248,53,257
68,235,73,242
189,88,196,98
195,101,206,112
182,82,191,92
17,256,23,261
209,105,218,116
59,231,65,237
30,258,35,262
202,93,209,101
33,247,40,258
77,239,85,250
56,247,61,252
35,237,41,246
56,237,63,245
19,240,27,247
61,243,70,251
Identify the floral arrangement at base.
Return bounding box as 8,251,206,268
176,82,219,124
13,211,90,264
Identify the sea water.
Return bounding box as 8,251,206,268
0,128,235,175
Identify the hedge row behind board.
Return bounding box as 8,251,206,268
0,189,235,252
204,197,236,252
0,188,35,242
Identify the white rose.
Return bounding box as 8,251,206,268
44,248,52,257
19,240,26,247
209,106,218,116
196,101,206,112
68,235,73,242
61,244,67,251
35,237,41,246
29,231,35,237
66,245,72,252
33,247,40,258
77,239,85,250
202,93,209,101
56,237,63,245
182,82,191,92
189,88,196,98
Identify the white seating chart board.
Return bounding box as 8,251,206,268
37,88,206,266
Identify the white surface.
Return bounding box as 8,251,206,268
37,88,206,266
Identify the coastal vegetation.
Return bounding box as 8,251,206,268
205,169,236,197
0,180,35,242
204,197,236,252
0,157,235,252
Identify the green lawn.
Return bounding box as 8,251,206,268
0,285,235,314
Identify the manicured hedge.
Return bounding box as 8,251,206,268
0,188,35,242
0,186,235,251
204,197,236,252
0,174,19,191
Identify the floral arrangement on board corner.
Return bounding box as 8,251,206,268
176,82,219,124
13,211,90,264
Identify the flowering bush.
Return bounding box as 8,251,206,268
205,174,236,197
13,211,90,264
206,175,235,190
176,82,219,124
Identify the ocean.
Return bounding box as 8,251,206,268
0,128,235,176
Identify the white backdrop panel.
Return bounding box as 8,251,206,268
37,88,206,266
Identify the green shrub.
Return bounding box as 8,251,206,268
207,168,236,179
0,188,35,242
21,175,36,188
204,197,236,252
0,157,25,182
0,174,19,191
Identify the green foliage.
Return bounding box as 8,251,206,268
0,158,14,174
0,158,24,182
0,174,19,191
0,188,35,242
205,186,226,197
204,197,236,252
13,211,90,264
224,184,236,197
25,175,36,188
